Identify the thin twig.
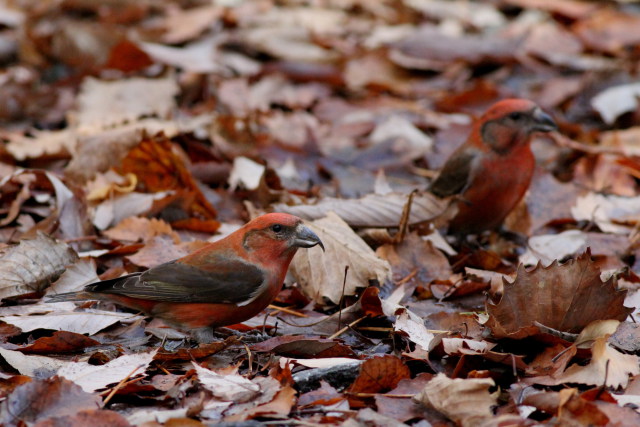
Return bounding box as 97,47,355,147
337,266,349,333
268,304,308,318
329,316,366,340
101,364,146,407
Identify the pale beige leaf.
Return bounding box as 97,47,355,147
290,212,391,305
0,232,78,299
0,348,69,377
395,309,435,351
414,373,498,427
69,76,179,132
5,129,77,161
2,309,141,335
45,258,99,295
554,337,639,388
571,192,640,234
519,230,588,266
58,350,156,392
192,362,261,402
274,191,451,228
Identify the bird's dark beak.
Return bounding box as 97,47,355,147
531,107,557,133
293,224,325,251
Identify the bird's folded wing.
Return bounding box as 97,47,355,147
429,149,476,197
85,257,266,304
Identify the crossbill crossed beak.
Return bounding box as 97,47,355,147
531,107,557,133
293,223,325,251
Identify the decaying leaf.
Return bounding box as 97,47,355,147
486,251,631,339
58,350,156,392
414,373,498,427
533,337,639,389
0,232,78,299
571,192,640,234
69,76,179,132
274,191,452,228
290,212,391,305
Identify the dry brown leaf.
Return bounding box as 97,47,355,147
127,237,209,268
103,217,179,243
414,373,498,427
69,76,178,132
486,251,631,339
274,191,452,228
571,192,640,234
161,5,222,44
65,119,180,182
0,232,78,299
377,232,452,286
0,377,101,426
44,258,99,295
120,135,218,221
5,129,77,161
536,337,639,389
394,309,435,351
348,355,411,394
289,212,391,305
58,350,156,392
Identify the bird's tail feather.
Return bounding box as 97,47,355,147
45,291,94,303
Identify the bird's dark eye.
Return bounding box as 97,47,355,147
509,112,523,121
271,224,283,233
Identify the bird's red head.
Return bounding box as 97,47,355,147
240,213,324,262
473,98,557,153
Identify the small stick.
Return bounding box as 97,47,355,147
329,316,365,340
268,304,308,318
337,266,349,332
101,364,146,407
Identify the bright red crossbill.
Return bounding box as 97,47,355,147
430,99,557,235
49,213,323,342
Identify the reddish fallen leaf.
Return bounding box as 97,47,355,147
18,331,100,354
347,355,411,407
250,335,357,358
33,409,131,427
155,337,237,361
486,251,631,339
0,377,101,426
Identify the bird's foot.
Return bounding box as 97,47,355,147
497,227,528,247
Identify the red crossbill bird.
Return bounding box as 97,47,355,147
49,213,323,342
430,99,557,235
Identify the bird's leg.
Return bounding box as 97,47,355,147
497,226,528,247
192,327,216,344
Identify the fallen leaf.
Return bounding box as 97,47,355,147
58,350,156,392
69,76,178,132
192,362,261,402
0,232,78,299
571,192,640,234
274,191,451,228
348,355,411,394
486,251,631,339
414,373,498,427
394,309,435,351
0,377,101,426
537,337,639,388
290,212,391,305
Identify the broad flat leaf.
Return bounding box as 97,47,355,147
486,251,631,339
274,191,452,228
414,373,498,427
290,212,391,305
58,350,156,392
70,76,178,132
534,337,639,389
0,232,78,299
2,309,141,335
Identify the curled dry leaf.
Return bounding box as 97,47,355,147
486,251,632,339
290,212,391,305
532,337,640,389
414,373,498,427
273,191,452,228
0,232,78,299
